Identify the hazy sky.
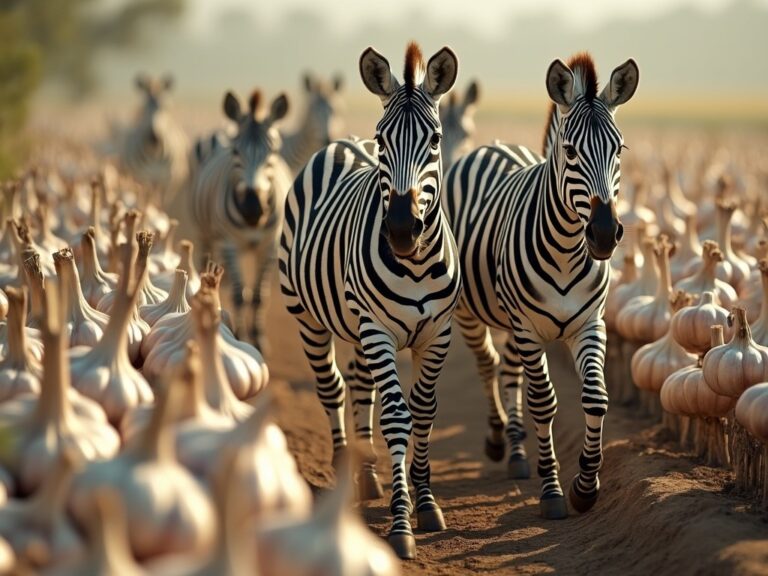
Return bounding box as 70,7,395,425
188,0,760,36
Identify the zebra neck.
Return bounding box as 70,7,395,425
284,114,328,166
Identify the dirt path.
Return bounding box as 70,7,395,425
264,281,768,576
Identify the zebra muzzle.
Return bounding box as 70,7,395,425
585,199,623,260
383,189,423,257
236,187,264,226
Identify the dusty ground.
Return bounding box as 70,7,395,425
262,280,768,576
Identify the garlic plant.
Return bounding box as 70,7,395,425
0,281,119,495
69,367,216,561
0,288,41,403
79,226,118,309
53,248,110,348
139,269,190,327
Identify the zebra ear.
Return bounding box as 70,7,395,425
223,92,241,122
269,93,290,124
465,80,480,107
600,59,639,110
161,74,174,92
546,59,575,112
360,47,395,99
425,47,458,101
135,74,150,92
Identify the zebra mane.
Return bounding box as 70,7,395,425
249,91,262,115
404,42,425,90
542,52,599,157
568,52,598,102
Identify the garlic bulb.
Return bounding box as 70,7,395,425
69,227,154,426
735,383,768,443
255,463,400,576
33,202,67,256
674,240,737,308
69,372,216,562
48,489,145,576
616,235,674,344
0,289,7,322
631,290,697,393
53,248,110,348
604,253,638,333
703,307,768,398
148,218,180,275
670,291,732,356
11,219,55,279
153,240,201,300
0,288,41,403
98,231,167,313
714,199,752,292
0,283,119,495
0,449,85,569
79,227,118,309
139,269,190,327
748,259,768,345
142,283,266,402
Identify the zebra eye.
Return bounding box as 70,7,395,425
564,145,577,160
430,133,442,148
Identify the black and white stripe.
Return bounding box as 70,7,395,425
444,54,639,518
190,90,292,348
279,44,461,558
281,73,344,174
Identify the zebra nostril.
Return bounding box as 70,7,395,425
616,223,625,242
412,219,424,238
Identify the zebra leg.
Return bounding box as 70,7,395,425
517,339,567,519
219,242,248,338
566,323,609,513
500,337,530,479
249,238,276,353
348,344,383,501
358,321,415,559
409,323,452,533
453,306,504,462
295,313,348,467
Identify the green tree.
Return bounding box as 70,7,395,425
0,0,185,177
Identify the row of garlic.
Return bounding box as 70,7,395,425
0,169,401,574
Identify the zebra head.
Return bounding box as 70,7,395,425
134,73,174,149
545,54,639,261
223,90,289,227
302,73,344,146
360,43,458,258
439,80,480,172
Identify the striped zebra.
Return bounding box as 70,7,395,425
439,80,480,172
443,53,639,519
191,90,292,349
281,73,344,174
279,43,461,559
119,73,189,208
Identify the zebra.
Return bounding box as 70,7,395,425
279,43,461,559
443,53,639,519
281,73,344,174
439,80,480,172
190,90,292,349
119,73,189,208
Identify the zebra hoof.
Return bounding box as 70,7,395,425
569,476,600,513
417,507,446,532
507,455,531,480
484,437,505,462
356,468,384,501
539,494,568,520
388,533,416,560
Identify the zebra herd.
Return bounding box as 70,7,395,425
115,43,639,560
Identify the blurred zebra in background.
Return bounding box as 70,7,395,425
281,73,344,174
190,90,292,350
118,74,189,208
439,80,480,172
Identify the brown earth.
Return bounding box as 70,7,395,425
262,279,768,576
